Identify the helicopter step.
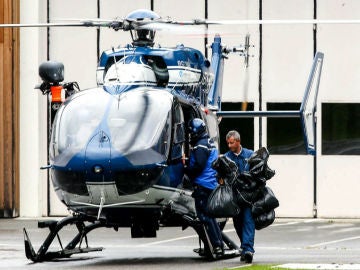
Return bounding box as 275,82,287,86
23,214,104,262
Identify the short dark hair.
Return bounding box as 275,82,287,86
226,130,241,141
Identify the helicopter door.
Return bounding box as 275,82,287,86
170,102,185,162
158,101,186,188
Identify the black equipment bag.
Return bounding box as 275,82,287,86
254,209,276,230
248,147,275,181
252,186,279,217
207,182,240,218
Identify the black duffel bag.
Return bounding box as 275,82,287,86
252,186,279,217
207,181,240,218
254,209,276,230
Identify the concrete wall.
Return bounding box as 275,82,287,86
19,0,48,216
19,0,360,217
315,0,360,218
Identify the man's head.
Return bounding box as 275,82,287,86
188,118,207,144
226,130,241,153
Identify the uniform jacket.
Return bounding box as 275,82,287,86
186,136,218,190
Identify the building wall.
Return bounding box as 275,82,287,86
19,0,48,217
18,0,360,217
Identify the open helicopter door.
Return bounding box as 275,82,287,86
300,52,324,155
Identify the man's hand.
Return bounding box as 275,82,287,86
218,177,224,185
182,154,187,166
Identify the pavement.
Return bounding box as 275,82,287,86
1,217,360,269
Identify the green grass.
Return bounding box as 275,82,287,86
222,265,308,270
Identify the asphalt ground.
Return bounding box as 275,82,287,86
1,218,360,269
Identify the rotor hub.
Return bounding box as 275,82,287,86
126,9,160,47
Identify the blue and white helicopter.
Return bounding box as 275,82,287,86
1,9,323,262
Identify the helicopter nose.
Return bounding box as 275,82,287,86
84,130,164,195
112,166,164,195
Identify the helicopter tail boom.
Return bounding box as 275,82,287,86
216,52,324,155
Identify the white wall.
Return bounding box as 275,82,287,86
317,0,360,103
208,0,260,104
267,157,314,217
48,0,98,89
315,0,360,218
20,0,48,217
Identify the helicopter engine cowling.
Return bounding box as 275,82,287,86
49,87,174,209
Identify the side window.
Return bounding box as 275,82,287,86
170,103,185,161
205,113,220,149
322,103,360,155
267,102,306,155
173,123,185,144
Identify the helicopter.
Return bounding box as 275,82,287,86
1,9,323,262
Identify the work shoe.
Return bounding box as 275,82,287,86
213,246,224,256
240,251,253,263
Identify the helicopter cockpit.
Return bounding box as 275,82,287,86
52,87,173,165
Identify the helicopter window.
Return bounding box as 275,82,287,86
50,105,64,157
52,89,110,156
267,102,306,155
104,55,124,75
177,103,201,157
107,89,173,162
204,113,220,149
322,103,360,155
169,103,185,161
170,122,186,161
173,123,185,144
103,55,157,87
173,102,184,123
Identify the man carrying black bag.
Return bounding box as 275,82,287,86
224,130,255,263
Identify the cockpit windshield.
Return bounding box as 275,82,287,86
52,89,109,158
52,88,173,165
108,88,172,157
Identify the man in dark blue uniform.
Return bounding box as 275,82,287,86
185,118,223,256
224,130,255,263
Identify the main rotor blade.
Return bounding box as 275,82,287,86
160,18,360,26
2,18,359,29
203,19,360,25
0,21,112,28
138,22,205,34
133,18,360,33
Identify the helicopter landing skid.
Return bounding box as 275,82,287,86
23,215,104,262
183,215,240,260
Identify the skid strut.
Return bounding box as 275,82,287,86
183,215,240,260
23,215,104,262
